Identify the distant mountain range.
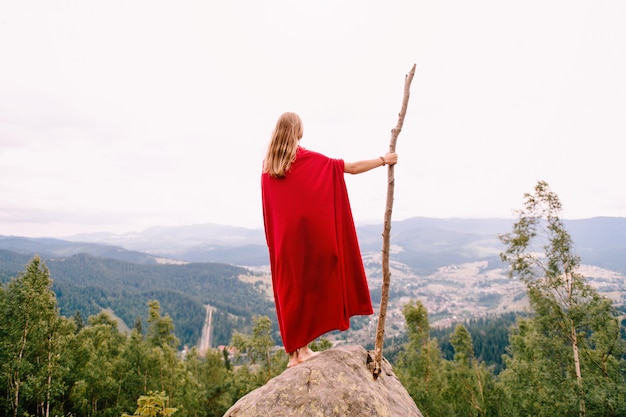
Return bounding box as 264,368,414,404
1,216,624,349
4,216,619,274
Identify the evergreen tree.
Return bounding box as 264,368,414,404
446,325,484,416
73,310,86,333
443,324,503,417
147,300,179,350
395,300,453,416
145,300,182,410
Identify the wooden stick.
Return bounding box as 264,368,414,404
372,64,416,379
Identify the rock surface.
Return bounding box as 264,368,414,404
223,345,423,417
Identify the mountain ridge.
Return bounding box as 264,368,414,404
2,216,625,273
1,216,624,351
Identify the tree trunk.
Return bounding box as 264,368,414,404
372,64,416,379
565,271,586,417
45,335,53,417
12,317,30,417
571,325,586,417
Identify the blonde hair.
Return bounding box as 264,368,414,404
263,112,303,178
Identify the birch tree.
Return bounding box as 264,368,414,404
499,180,625,417
0,256,68,417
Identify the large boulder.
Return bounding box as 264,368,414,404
223,344,422,417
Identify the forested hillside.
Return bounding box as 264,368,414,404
1,194,625,416
1,254,624,417
2,216,625,351
0,249,275,347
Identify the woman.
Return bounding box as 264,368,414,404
261,111,397,368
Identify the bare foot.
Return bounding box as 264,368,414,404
296,347,320,365
287,348,300,368
286,346,320,368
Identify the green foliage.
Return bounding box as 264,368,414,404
0,257,248,417
2,199,625,417
395,301,505,416
230,315,286,384
310,337,333,352
147,300,179,349
0,252,276,348
68,311,128,416
122,391,177,417
395,300,454,416
498,181,626,417
497,317,582,416
433,313,518,374
392,183,626,416
0,256,73,417
442,324,499,417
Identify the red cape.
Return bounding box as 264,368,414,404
262,147,373,352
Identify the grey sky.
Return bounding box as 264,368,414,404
1,0,625,238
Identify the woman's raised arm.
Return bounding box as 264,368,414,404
344,152,398,175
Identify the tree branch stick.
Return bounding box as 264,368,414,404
372,63,416,379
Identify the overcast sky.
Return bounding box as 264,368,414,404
1,0,624,238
